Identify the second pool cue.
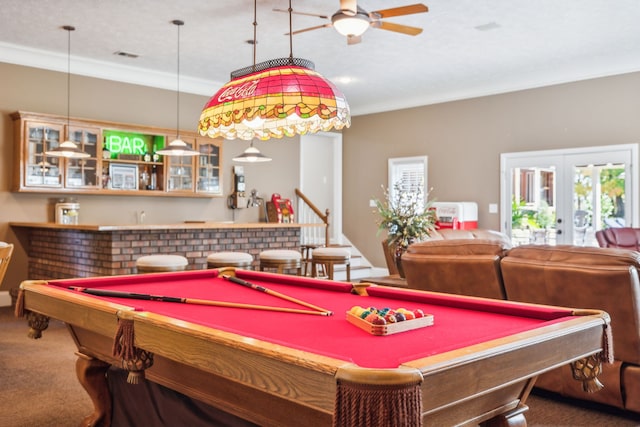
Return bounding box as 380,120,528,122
221,275,333,315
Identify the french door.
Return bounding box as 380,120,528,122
501,144,637,246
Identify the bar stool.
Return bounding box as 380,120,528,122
311,247,351,281
136,254,188,273
207,251,253,269
259,250,302,275
300,243,323,276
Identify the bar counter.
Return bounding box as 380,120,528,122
11,221,320,280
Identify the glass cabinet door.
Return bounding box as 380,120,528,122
25,122,64,187
66,126,100,188
197,139,222,194
167,139,195,192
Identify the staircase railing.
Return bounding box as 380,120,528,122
295,188,329,247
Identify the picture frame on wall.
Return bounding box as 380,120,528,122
109,163,138,190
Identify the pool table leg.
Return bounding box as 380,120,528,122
482,405,528,427
76,352,112,427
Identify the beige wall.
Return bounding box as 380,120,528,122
0,62,300,289
343,72,640,268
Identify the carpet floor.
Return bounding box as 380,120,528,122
2,306,640,426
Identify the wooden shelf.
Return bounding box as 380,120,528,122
11,111,224,198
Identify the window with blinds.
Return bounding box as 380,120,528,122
388,156,428,209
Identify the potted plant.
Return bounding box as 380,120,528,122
374,180,437,277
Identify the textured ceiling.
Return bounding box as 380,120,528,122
1,0,639,116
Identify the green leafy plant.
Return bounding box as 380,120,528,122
374,180,437,249
511,197,528,229
532,201,555,229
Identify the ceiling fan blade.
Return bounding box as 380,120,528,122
287,23,333,36
376,21,423,36
272,8,329,20
371,4,429,19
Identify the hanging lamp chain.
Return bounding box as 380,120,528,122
288,0,294,61
252,0,257,72
173,20,184,140
63,25,75,129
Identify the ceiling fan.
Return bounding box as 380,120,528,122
274,1,429,45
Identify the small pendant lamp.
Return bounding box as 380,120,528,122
156,20,200,156
45,25,90,159
232,140,272,163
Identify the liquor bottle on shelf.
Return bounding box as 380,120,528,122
101,168,110,189
143,150,152,162
139,166,150,190
148,165,157,190
102,141,111,159
152,143,160,162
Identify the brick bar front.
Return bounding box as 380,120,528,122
10,223,308,280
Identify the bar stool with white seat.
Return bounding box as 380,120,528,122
311,247,351,281
258,249,302,275
207,251,253,269
136,254,189,273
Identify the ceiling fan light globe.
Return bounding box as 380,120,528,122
332,12,371,37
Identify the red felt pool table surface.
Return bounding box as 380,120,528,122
18,268,611,427
49,269,572,369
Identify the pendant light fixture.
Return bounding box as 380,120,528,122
232,140,272,163
198,0,351,141
45,25,90,159
156,19,200,156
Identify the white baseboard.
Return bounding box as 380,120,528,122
0,291,11,307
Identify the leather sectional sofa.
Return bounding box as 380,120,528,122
596,227,640,250
401,235,640,413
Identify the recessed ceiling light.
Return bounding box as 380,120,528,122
113,51,139,58
474,22,500,32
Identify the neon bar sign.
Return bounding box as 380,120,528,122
103,130,165,156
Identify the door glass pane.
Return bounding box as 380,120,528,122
573,163,626,246
510,166,557,246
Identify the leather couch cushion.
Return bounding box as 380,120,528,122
429,229,513,246
402,238,510,299
406,239,509,256
622,364,640,412
502,245,640,364
505,244,640,266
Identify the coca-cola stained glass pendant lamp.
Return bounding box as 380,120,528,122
198,0,351,142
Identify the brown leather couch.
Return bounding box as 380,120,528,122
400,236,640,413
501,245,640,413
401,229,512,299
596,227,640,250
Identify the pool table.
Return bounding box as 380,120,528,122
17,268,611,427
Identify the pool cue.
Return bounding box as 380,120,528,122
67,287,332,316
222,274,333,315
